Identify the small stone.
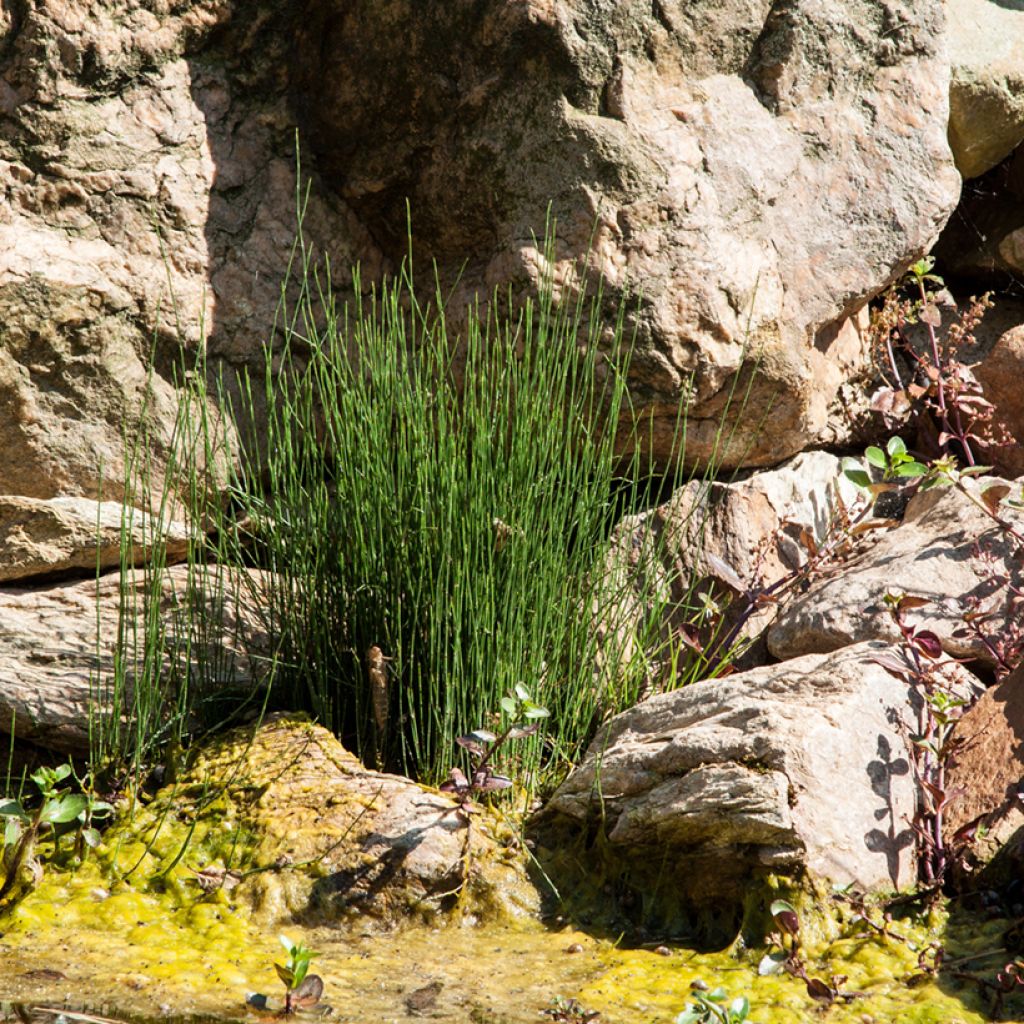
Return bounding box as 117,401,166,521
405,980,443,1016
565,943,584,954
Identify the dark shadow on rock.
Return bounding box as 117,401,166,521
306,808,467,921
526,810,753,951
863,732,914,888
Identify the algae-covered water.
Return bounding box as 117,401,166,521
0,886,1018,1024
1,719,1018,1023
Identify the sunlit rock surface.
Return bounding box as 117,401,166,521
1,0,959,482
768,480,1024,666
542,643,973,909
0,564,271,752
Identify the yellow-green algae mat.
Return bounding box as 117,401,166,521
0,717,1017,1023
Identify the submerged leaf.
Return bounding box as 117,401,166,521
291,973,324,1008
758,951,787,976
769,899,799,935
805,977,834,1003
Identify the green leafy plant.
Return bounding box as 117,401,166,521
275,934,324,1013
542,995,600,1023
676,984,753,1024
202,211,704,791
842,435,929,492
440,684,550,807
0,764,113,901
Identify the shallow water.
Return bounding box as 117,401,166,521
1,719,1018,1023
1,899,1018,1024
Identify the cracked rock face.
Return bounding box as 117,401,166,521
543,643,940,904
0,496,190,582
768,480,1024,667
2,0,959,497
294,0,959,467
0,1,375,503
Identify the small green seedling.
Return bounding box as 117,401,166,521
676,985,753,1024
441,684,550,806
0,763,113,902
842,436,929,493
275,934,324,1013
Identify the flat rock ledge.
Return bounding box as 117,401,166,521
0,496,191,583
538,643,960,928
0,563,271,752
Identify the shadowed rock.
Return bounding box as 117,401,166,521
538,643,982,929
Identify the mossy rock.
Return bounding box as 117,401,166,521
1,713,541,933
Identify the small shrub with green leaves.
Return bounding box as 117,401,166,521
0,763,113,901
275,934,324,1013
841,435,929,492
676,985,753,1024
440,684,550,808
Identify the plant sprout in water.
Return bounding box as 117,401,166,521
676,984,754,1024
275,934,324,1013
0,763,113,902
440,683,550,808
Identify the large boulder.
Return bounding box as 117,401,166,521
768,478,1024,668
0,1,376,504
1,0,959,491
947,0,1024,180
540,643,949,926
0,563,271,752
294,0,959,467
